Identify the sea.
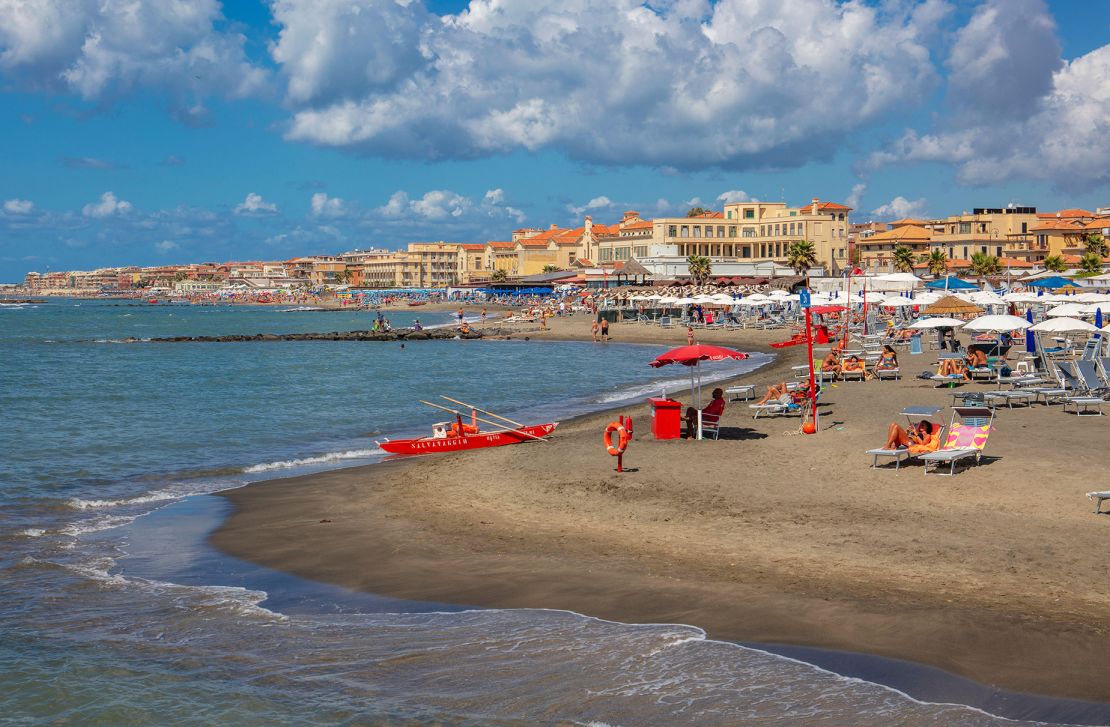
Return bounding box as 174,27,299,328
1,299,1104,726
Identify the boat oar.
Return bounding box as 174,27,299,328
439,396,525,428
418,401,550,443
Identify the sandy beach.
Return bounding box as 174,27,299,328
211,313,1110,706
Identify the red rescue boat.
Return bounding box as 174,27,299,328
375,396,557,455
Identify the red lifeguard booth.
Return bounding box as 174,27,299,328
647,397,683,440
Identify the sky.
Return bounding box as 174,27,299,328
1,0,1108,281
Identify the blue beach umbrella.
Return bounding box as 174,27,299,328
1025,308,1036,354
1097,308,1104,329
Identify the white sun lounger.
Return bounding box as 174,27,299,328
1087,491,1110,514
919,406,994,476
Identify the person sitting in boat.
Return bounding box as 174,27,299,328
883,419,941,455
684,388,726,439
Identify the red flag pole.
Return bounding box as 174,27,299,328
804,302,819,432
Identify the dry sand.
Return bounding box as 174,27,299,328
211,313,1110,704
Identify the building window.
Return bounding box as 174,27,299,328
728,226,737,238
788,223,795,235
717,226,725,236
741,245,751,258
680,225,689,237
704,226,713,238
1021,222,1028,234
743,208,754,219
959,222,971,234
727,210,733,219
774,224,780,236
996,246,1003,256
962,246,968,258
693,225,701,237
742,227,755,238
668,225,677,237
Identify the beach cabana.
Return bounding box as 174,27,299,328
923,296,982,317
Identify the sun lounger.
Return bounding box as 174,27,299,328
750,393,807,419
1087,491,1110,514
866,406,944,470
840,366,866,382
1058,361,1106,416
725,384,755,401
918,406,994,476
874,366,901,381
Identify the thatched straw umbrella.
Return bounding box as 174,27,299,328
923,295,983,318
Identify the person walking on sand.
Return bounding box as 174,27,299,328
600,317,610,342
481,307,487,323
591,319,599,343
687,325,695,346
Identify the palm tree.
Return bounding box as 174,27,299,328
891,246,915,273
541,264,562,273
1043,255,1066,272
490,269,508,282
1079,252,1104,275
969,252,1001,281
785,240,817,276
921,249,948,278
687,255,712,285
1085,233,1108,258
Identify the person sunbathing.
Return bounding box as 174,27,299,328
755,381,790,405
937,357,970,380
820,352,842,377
966,347,988,369
842,355,865,373
684,387,726,438
876,345,899,370
884,420,941,454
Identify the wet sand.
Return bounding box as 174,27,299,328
211,314,1110,708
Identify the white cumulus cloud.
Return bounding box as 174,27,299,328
235,193,278,216
310,192,344,217
3,199,34,214
82,191,132,218
871,196,928,221
716,190,751,204
845,183,866,211
154,240,178,252
866,0,1110,191
568,196,613,216
0,0,268,123
275,0,945,169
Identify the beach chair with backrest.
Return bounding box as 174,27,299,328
1062,360,1106,416
659,315,674,328
1080,333,1103,361
866,406,944,470
749,391,812,419
918,406,995,476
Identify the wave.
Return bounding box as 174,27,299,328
18,528,46,538
68,490,181,510
243,448,384,473
61,515,136,537
277,306,325,312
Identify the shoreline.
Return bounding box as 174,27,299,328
209,315,1110,715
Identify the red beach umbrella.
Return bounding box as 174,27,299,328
649,344,749,367
649,344,750,408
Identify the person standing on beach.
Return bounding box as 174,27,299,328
591,319,599,343
457,308,465,324
600,317,610,342
481,307,487,323
687,325,694,346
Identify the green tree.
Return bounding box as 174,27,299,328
921,249,948,278
686,206,711,217
1043,255,1066,272
891,246,916,273
969,251,1001,280
1079,252,1104,275
542,264,561,273
785,240,817,276
173,271,188,282
1085,233,1108,258
490,269,508,282
687,255,712,285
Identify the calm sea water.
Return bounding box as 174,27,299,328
0,299,1089,725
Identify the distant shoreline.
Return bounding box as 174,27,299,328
210,314,1110,713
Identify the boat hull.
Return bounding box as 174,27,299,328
377,423,558,455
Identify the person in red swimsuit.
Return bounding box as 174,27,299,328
685,388,726,439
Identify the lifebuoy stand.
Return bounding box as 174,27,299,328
605,416,633,472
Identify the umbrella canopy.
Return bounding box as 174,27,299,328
1029,317,1098,333
924,295,983,316
925,276,978,290
1046,302,1094,318
1027,276,1074,289
650,344,750,368
809,304,847,314
1097,308,1104,329
908,317,967,329
962,314,1032,332
875,272,923,284
881,295,917,307
1025,308,1036,354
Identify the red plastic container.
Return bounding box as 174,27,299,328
648,397,683,440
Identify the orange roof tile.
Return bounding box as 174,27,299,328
889,218,930,227
799,200,852,211
1037,209,1095,219
623,220,654,230
487,241,515,249
1029,220,1085,232
459,244,485,251
1083,218,1110,230
864,225,932,242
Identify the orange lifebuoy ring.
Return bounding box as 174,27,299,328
604,422,629,456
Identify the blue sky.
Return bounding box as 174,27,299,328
1,0,1108,281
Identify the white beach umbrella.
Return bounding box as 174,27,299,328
1003,292,1040,303
1046,302,1094,318
674,297,698,305
962,314,1032,332
875,272,923,284
908,317,967,329
881,295,917,307
1073,292,1110,303
1029,317,1098,333
657,296,679,305
913,292,942,305
711,293,736,304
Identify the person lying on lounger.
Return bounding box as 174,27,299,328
883,420,941,454
937,357,970,380
755,381,790,405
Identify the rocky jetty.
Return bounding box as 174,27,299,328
128,328,486,343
